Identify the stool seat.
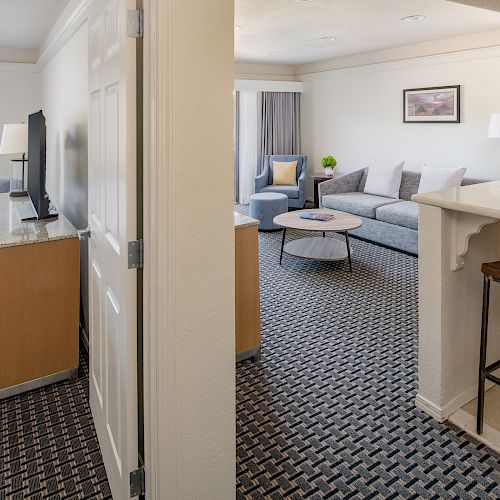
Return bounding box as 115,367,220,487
481,261,500,280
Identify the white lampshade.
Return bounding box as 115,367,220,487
487,113,500,138
0,123,28,155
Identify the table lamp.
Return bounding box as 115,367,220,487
0,123,28,197
487,113,500,138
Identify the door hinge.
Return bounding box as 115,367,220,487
129,466,145,497
127,9,144,38
128,239,144,269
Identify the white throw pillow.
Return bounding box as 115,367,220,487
418,166,467,194
363,159,405,199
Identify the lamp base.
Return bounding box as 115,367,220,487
9,190,28,198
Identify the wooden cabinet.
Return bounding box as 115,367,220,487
235,216,261,361
0,195,80,398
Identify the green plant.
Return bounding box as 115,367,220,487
321,155,337,169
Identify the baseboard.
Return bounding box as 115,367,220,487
415,393,447,422
416,383,493,423
0,367,78,399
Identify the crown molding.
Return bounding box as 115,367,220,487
0,0,90,73
36,0,91,71
299,45,500,81
0,48,38,64
447,0,500,13
0,62,38,73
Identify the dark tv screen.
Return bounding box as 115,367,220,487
27,110,50,219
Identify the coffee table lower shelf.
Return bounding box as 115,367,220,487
280,230,353,272
284,237,349,261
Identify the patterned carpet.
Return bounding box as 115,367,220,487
235,204,500,499
2,206,499,499
0,351,111,499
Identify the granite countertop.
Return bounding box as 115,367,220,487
412,181,500,219
0,194,78,249
234,211,259,229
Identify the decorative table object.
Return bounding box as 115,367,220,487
0,123,28,197
321,155,337,176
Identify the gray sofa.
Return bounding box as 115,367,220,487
318,168,484,254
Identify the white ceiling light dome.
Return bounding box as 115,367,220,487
401,15,426,22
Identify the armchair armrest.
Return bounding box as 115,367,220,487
318,169,365,206
254,166,269,193
297,168,306,188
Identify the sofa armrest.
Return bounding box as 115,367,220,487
254,166,269,193
318,169,365,205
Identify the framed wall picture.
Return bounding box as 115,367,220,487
403,85,460,123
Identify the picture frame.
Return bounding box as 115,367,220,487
403,85,460,123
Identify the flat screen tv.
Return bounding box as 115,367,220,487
24,110,57,220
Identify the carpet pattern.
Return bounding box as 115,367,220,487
235,205,500,499
0,351,111,499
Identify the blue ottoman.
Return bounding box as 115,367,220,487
250,192,288,231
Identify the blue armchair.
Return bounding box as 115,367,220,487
254,155,308,208
0,178,9,193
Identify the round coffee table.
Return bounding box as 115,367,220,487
273,209,362,271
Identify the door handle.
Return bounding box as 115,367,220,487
78,227,91,240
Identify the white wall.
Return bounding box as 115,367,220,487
301,48,500,198
40,22,89,339
40,22,88,219
0,67,40,177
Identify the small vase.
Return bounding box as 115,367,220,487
324,167,334,176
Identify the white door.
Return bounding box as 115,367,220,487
88,0,138,498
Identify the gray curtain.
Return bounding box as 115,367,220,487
258,92,301,174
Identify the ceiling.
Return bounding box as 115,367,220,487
0,0,69,50
235,0,500,65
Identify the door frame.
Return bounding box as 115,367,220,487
142,0,177,496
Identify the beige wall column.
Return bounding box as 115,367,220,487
144,0,235,498
416,204,500,422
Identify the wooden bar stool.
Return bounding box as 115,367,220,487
477,261,500,434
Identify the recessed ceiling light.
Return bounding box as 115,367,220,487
401,15,426,22
294,0,313,3
268,51,280,56
319,36,336,42
234,25,241,31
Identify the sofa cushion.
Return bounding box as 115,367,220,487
418,166,466,194
321,192,401,219
376,201,419,230
363,159,404,199
260,185,299,199
272,161,297,186
268,155,303,184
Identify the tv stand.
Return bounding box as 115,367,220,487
0,194,79,399
17,196,58,221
